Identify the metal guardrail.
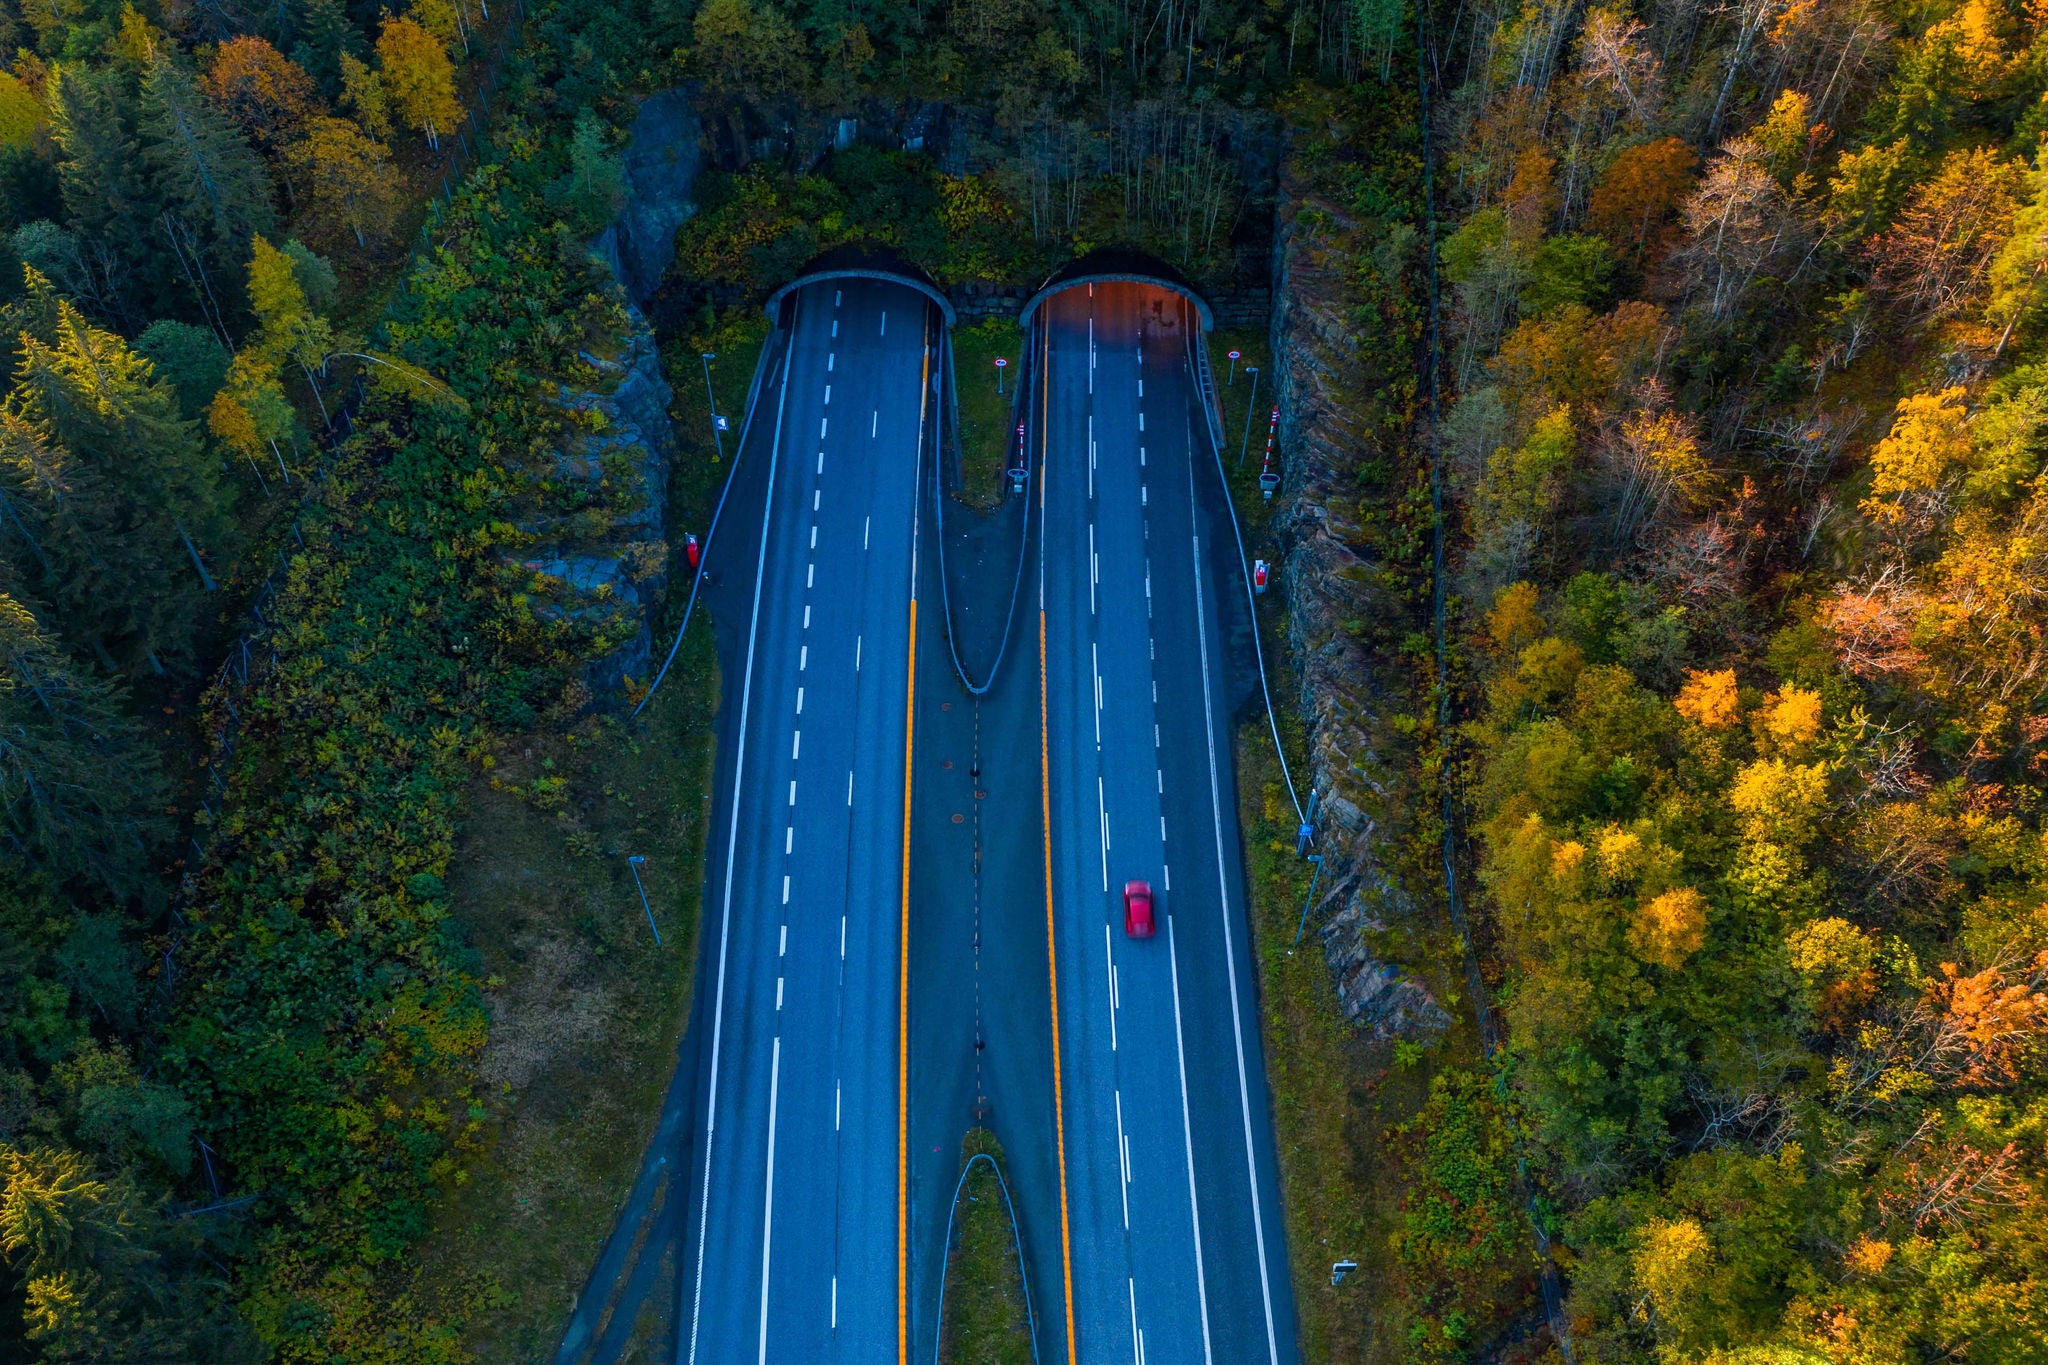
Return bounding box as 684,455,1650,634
1179,308,1302,823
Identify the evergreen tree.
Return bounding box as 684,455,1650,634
137,54,275,322
43,66,149,326
0,588,165,891
132,320,230,422
289,0,363,98
9,298,226,667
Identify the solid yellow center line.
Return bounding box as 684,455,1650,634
1039,311,1079,1365
900,335,931,1365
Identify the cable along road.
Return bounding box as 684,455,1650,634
681,277,930,1364
1034,280,1300,1365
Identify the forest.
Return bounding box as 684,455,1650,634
1421,0,2048,1355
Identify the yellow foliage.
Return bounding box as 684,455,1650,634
1551,838,1587,881
1761,685,1824,749
1753,89,1812,171
1844,1236,1894,1277
1596,824,1644,879
1488,581,1543,653
1634,1216,1713,1318
1864,387,1970,520
1631,886,1708,967
1676,668,1741,728
1517,636,1585,707
0,71,44,149
1729,758,1832,844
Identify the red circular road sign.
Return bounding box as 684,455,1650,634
994,357,1008,367
1228,349,1242,360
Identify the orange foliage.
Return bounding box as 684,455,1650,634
1587,137,1696,261
1494,298,1666,413
202,36,318,155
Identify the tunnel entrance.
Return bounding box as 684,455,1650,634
1016,248,1215,332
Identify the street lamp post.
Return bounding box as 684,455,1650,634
700,352,725,464
1238,366,1261,469
626,855,661,947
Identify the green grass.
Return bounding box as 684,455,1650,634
939,1130,1034,1365
1208,328,1275,478
667,309,771,481
952,318,1024,510
422,639,717,1361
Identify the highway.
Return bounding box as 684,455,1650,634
678,277,932,1364
1035,280,1300,1364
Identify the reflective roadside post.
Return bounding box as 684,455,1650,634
626,855,661,947
994,354,1007,395
700,352,724,464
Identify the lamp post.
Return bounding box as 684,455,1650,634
1238,366,1261,469
994,355,1008,395
700,352,724,464
626,855,661,947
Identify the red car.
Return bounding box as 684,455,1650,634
1123,880,1155,938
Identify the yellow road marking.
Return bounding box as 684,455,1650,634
899,331,930,1365
1038,312,1080,1365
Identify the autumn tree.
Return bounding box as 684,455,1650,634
1869,146,2025,332
1676,137,1800,319
337,52,390,142
282,115,397,247
376,14,461,150
1586,137,1695,264
200,36,319,158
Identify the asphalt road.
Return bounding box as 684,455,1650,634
1036,281,1300,1365
678,277,933,1364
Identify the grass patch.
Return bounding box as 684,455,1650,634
1207,328,1275,476
939,1129,1034,1365
952,317,1024,509
665,308,771,483
422,639,717,1361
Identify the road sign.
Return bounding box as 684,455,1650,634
714,414,730,431
1332,1260,1358,1286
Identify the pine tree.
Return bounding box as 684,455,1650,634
44,65,151,325
0,588,166,891
290,0,363,98
10,299,227,667
138,55,276,328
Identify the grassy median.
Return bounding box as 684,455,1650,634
952,318,1024,509
939,1129,1035,1365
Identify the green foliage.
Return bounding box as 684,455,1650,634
1390,1069,1529,1359
1523,233,1616,316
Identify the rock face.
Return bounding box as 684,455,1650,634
1269,161,1450,1041
522,303,674,699
597,88,703,305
